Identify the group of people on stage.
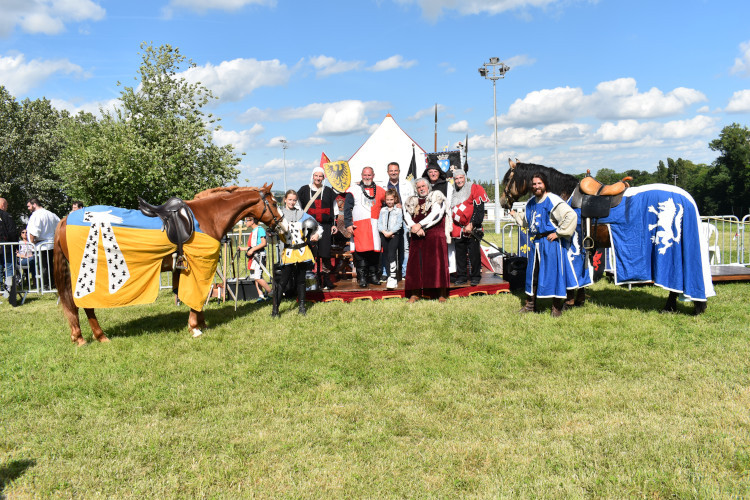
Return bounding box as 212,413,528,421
259,159,494,315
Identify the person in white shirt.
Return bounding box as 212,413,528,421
26,198,60,289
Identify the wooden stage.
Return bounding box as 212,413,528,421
307,273,511,303
711,265,750,282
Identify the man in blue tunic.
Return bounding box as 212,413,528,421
511,172,577,317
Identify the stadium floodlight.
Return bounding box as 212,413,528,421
478,58,510,233
279,139,289,192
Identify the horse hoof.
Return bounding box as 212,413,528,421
73,338,87,346
191,328,203,338
97,336,110,343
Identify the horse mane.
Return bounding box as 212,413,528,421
509,162,579,199
193,186,262,200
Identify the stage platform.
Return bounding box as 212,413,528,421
307,273,511,303
711,265,750,282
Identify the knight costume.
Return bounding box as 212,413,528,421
512,192,577,316
272,206,323,316
450,169,489,286
343,180,385,287
297,166,338,290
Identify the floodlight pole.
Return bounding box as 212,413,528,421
478,58,510,233
279,139,288,192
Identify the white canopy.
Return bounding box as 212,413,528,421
348,114,428,188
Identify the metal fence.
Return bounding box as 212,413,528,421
700,215,749,266
1,239,56,304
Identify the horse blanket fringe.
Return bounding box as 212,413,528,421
599,184,715,301
66,206,220,311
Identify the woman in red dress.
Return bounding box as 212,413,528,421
403,177,450,302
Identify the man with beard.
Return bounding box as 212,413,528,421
297,166,338,290
403,177,450,303
449,169,489,286
510,172,577,317
344,166,386,287
421,162,453,209
26,198,60,289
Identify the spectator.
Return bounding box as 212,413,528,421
26,198,60,289
239,215,271,302
71,200,84,211
344,167,386,288
380,161,414,280
0,197,17,298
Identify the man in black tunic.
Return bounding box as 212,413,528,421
297,166,338,289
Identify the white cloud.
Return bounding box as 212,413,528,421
164,0,274,16
241,100,389,123
49,97,119,117
504,54,535,69
501,86,586,126
369,55,417,72
500,78,706,127
408,103,447,121
309,55,363,77
0,53,86,94
447,120,469,133
731,40,750,77
180,58,290,101
395,0,560,21
213,124,265,151
725,89,750,113
439,62,455,74
0,0,105,36
316,100,371,135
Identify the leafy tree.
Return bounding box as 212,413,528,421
54,43,240,208
707,123,750,216
0,86,70,222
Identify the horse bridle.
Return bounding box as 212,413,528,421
258,189,285,232
502,170,518,208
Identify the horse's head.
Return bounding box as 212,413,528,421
257,183,289,235
500,158,527,209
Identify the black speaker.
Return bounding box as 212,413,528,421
226,278,260,300
503,256,527,291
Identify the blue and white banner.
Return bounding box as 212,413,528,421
599,184,715,301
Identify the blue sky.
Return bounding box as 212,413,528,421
3,0,750,191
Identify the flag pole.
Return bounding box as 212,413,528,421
433,103,437,152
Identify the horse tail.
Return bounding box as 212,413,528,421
54,218,78,321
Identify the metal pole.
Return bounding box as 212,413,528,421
493,79,500,234
283,145,287,192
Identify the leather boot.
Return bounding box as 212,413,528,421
270,265,282,317
366,265,381,286
356,263,368,288
519,296,535,313
551,298,563,317
297,281,307,316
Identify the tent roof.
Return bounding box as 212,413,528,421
348,115,428,187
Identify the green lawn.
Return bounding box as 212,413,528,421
1,278,749,498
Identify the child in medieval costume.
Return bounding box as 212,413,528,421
239,215,271,302
272,190,322,317
377,189,403,290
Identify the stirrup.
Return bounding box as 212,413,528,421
173,253,189,271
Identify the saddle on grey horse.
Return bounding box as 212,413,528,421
138,196,195,270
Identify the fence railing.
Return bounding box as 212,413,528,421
699,215,749,266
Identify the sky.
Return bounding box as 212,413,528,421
2,0,750,191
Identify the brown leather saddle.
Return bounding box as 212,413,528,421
569,172,632,254
138,196,195,270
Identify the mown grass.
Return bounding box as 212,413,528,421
1,277,750,498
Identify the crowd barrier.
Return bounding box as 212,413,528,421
700,215,749,266
0,239,57,304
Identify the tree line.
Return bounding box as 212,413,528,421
474,124,750,218
1,42,240,224
2,42,749,223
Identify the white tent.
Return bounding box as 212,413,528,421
348,114,428,188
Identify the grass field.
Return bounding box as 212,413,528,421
1,276,750,498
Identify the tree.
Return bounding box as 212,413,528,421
0,86,70,222
54,43,240,208
708,123,750,216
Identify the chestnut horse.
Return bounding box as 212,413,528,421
54,184,288,345
499,160,710,314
